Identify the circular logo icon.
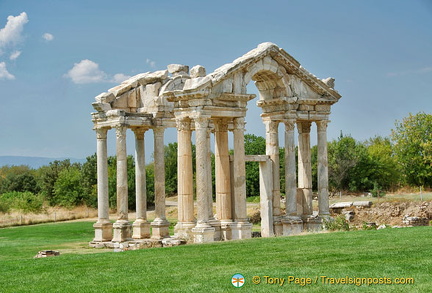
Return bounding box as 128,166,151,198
232,273,245,288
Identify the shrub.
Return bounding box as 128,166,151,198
323,215,350,231
0,191,44,213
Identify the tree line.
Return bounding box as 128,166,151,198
0,112,431,213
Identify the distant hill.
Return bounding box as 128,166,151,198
0,156,86,169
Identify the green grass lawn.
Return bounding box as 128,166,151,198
1,222,431,292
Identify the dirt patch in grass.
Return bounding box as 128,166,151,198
337,200,432,226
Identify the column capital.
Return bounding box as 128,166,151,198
115,125,127,139
176,117,191,131
95,127,109,139
263,119,279,133
153,126,165,137
214,118,229,132
297,121,312,134
283,120,296,131
132,128,147,140
233,117,246,130
316,120,330,132
194,116,210,129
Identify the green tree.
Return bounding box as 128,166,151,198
0,165,40,194
244,134,266,197
328,134,371,193
365,136,400,190
391,112,432,187
53,167,84,207
38,159,76,204
80,154,98,207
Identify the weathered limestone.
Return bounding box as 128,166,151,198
112,125,131,242
151,126,170,239
91,42,341,246
174,118,195,238
297,121,313,217
258,157,274,237
215,119,232,239
132,128,150,239
192,116,215,243
231,117,252,239
317,120,330,217
263,118,282,235
93,127,112,242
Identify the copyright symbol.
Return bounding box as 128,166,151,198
252,276,261,285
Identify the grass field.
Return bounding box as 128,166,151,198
1,222,431,292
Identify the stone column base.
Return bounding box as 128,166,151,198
93,220,113,242
132,220,151,239
281,216,303,236
209,219,222,241
174,221,196,241
112,220,132,242
151,219,170,239
273,216,283,236
303,216,323,232
192,224,215,243
230,221,253,240
220,220,233,240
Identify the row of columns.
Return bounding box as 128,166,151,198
175,116,252,242
93,117,330,243
93,126,169,243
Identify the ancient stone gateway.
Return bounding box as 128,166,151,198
90,42,341,245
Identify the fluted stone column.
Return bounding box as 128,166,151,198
207,127,221,241
284,120,297,217
192,116,215,243
215,119,232,222
132,128,150,239
297,121,313,216
174,118,195,238
232,117,252,239
263,118,282,235
151,126,170,239
281,120,303,236
215,119,231,240
317,120,330,217
112,125,131,242
93,127,112,242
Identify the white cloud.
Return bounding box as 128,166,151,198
0,62,15,80
9,50,21,60
0,12,28,52
42,33,54,41
112,73,131,83
146,58,156,68
65,59,107,84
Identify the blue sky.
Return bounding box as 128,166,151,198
0,0,431,161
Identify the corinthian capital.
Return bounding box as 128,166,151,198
176,118,191,131
233,117,245,130
194,116,209,129
316,120,329,132
95,127,108,139
297,121,311,134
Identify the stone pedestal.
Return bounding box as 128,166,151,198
282,216,303,236
174,222,196,241
192,224,215,243
93,220,113,242
303,217,323,232
220,220,233,240
230,222,252,240
112,220,132,242
132,219,150,239
151,218,170,239
209,219,222,241
273,217,283,236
